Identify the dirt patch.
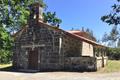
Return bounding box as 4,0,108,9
0,71,120,80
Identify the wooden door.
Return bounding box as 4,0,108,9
28,48,38,70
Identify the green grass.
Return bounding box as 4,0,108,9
0,64,12,69
98,60,120,73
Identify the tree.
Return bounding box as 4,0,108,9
102,26,119,47
101,0,120,25
101,0,120,47
43,12,62,27
0,0,46,33
0,0,62,33
0,0,62,63
0,26,13,63
0,0,46,63
107,48,120,60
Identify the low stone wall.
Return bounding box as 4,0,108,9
104,57,108,66
96,57,102,69
96,57,108,69
64,57,96,71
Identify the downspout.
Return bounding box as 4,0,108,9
59,37,62,55
59,37,62,66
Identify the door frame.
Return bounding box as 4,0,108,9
28,48,38,70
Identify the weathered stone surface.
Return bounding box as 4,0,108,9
13,2,107,71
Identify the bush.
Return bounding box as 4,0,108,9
107,48,120,60
0,49,12,64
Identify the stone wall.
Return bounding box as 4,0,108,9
64,57,96,71
13,21,62,70
13,21,107,71
62,33,82,57
13,28,29,69
96,57,108,69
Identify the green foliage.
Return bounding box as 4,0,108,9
101,0,120,25
0,50,12,64
0,27,13,64
0,0,46,33
0,0,62,63
0,0,61,33
107,48,120,60
0,64,12,69
0,27,12,50
101,0,120,47
43,12,62,27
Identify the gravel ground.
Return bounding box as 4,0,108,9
0,71,120,80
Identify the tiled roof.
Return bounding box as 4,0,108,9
64,30,105,47
67,30,96,41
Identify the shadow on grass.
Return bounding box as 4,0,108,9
0,66,37,73
0,66,15,72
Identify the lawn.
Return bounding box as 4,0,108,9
0,64,12,69
98,60,120,73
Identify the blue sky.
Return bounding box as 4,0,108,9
44,0,116,40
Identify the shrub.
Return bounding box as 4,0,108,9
107,48,120,60
0,49,12,64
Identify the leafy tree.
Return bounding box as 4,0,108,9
102,26,119,47
101,0,120,47
0,26,13,63
101,0,120,25
43,12,62,27
0,0,46,63
0,0,62,63
107,48,120,60
81,27,85,32
0,0,46,33
0,0,61,33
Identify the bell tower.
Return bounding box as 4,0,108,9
29,2,43,23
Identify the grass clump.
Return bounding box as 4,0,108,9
99,60,120,73
0,64,12,69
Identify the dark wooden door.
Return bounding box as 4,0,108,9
28,48,38,70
